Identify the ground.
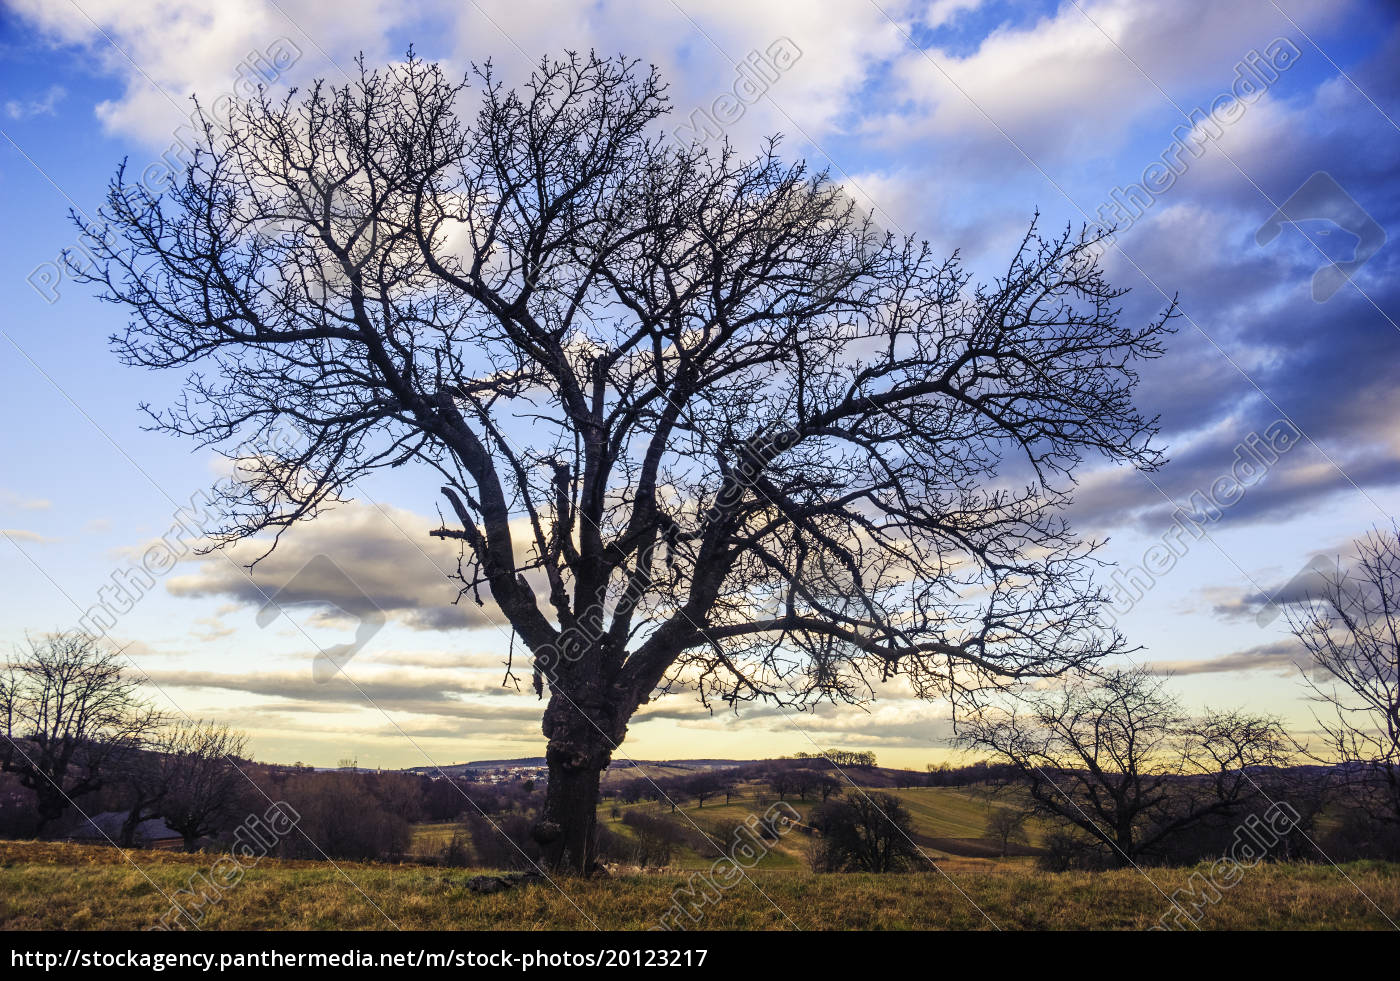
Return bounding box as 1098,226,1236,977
5,786,1395,930
1,840,1397,929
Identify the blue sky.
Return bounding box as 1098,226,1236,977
1,0,1398,769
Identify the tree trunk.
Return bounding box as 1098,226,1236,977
537,752,605,874
32,789,67,838
120,805,144,848
1113,823,1135,867
533,687,620,875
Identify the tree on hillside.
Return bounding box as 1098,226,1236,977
766,767,799,801
0,634,159,835
686,771,722,807
115,719,249,849
809,791,922,873
986,805,1030,857
958,668,1290,867
78,52,1172,873
716,769,740,804
1288,528,1400,830
115,744,174,848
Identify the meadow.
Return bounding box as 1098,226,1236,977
1,840,1395,930
3,787,1396,930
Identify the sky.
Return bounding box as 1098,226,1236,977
0,0,1397,770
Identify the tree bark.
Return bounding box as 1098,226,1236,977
533,687,620,875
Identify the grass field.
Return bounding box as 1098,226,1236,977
406,787,1042,870
1,840,1396,930
579,786,1040,870
9,787,1392,930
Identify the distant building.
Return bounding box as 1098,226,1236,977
68,811,184,850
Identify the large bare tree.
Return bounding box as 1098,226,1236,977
116,719,250,850
78,53,1173,872
160,720,251,850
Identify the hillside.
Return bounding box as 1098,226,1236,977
402,758,763,778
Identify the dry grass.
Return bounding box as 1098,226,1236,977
0,840,1396,930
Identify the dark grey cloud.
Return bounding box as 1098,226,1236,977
166,502,502,632
1144,639,1306,677
142,669,541,725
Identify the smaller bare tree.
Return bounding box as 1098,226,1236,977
0,633,158,836
115,743,174,848
958,667,1289,867
159,721,251,850
986,806,1030,857
1289,528,1400,829
808,792,922,873
686,771,722,807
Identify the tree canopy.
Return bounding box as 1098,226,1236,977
77,51,1174,871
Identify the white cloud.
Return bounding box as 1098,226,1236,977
4,84,66,119
8,0,405,146
881,0,1341,165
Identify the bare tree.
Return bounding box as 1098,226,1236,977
159,721,250,850
958,668,1289,866
77,53,1172,872
1290,528,1400,829
986,805,1030,857
716,769,740,804
0,634,158,835
766,768,798,802
685,771,722,807
115,743,175,848
809,792,921,872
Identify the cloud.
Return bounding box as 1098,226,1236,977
6,0,404,145
446,0,915,151
165,500,504,633
1,528,58,544
633,678,958,749
4,83,65,119
141,667,541,726
1,491,52,511
1144,639,1306,676
880,0,1339,165
189,616,235,642
362,648,507,670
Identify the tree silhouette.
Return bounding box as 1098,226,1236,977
1289,528,1400,830
0,633,158,835
78,52,1172,873
958,667,1290,866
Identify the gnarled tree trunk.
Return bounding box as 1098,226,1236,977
532,686,623,874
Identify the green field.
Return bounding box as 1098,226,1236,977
1,840,1396,930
